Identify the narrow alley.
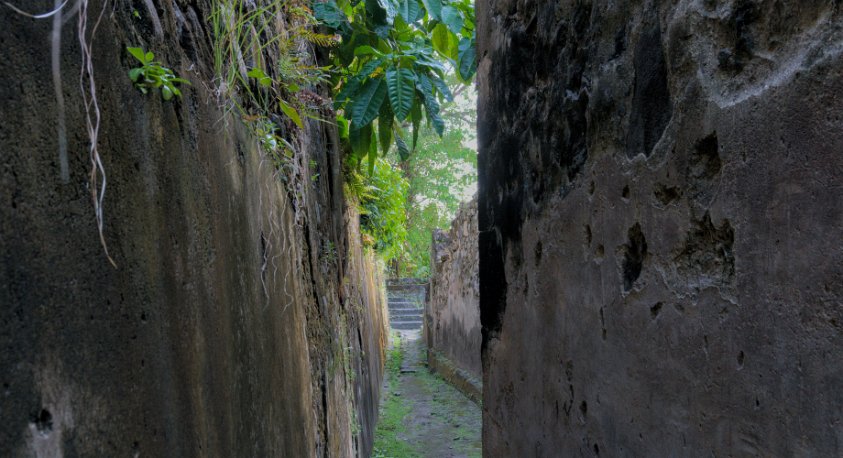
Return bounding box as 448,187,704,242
373,281,481,458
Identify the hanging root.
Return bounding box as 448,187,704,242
52,0,68,183
140,0,162,38
3,0,68,18
78,0,116,267
6,0,72,182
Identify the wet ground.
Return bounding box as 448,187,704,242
372,330,481,458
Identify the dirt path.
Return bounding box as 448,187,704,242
373,330,481,458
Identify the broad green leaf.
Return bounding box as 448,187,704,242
128,68,143,82
145,51,154,63
358,58,384,78
368,150,376,175
447,32,460,61
410,51,447,73
395,133,410,161
430,75,453,102
161,85,173,101
420,0,441,20
337,114,350,139
425,103,445,137
378,113,394,155
458,37,477,81
350,124,373,160
385,68,416,121
418,75,444,136
313,0,347,28
440,6,463,34
354,45,383,57
397,0,421,23
279,99,304,129
334,76,362,108
431,23,451,56
416,73,434,99
350,77,387,129
127,47,146,64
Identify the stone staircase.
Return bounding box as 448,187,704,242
386,279,426,330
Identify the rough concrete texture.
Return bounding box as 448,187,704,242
0,1,385,456
427,199,481,381
477,0,843,455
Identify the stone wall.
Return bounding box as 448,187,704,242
477,0,843,456
427,199,481,396
0,1,385,456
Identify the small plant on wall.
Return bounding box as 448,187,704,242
127,47,190,100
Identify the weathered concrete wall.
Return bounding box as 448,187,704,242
0,1,385,456
427,199,481,387
477,0,843,456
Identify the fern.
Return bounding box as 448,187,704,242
302,30,340,47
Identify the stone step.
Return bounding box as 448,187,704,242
390,321,423,330
388,304,422,311
390,315,423,323
387,290,425,296
389,308,423,317
387,298,424,304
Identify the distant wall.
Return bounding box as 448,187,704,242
477,0,843,456
427,200,481,392
0,1,385,456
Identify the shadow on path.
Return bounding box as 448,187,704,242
373,330,481,458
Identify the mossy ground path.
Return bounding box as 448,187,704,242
373,330,481,458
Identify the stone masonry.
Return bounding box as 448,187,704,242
477,0,843,455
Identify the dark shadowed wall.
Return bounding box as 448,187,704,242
0,1,385,456
477,0,843,455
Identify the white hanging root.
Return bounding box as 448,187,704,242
78,0,116,267
3,0,68,18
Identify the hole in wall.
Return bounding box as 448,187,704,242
33,408,52,434
650,302,663,319
621,223,647,292
654,183,682,205
691,133,721,180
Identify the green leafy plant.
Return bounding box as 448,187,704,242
347,158,409,263
210,0,333,142
126,47,190,100
315,0,476,170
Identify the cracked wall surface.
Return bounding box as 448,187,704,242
0,1,386,456
477,0,843,455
